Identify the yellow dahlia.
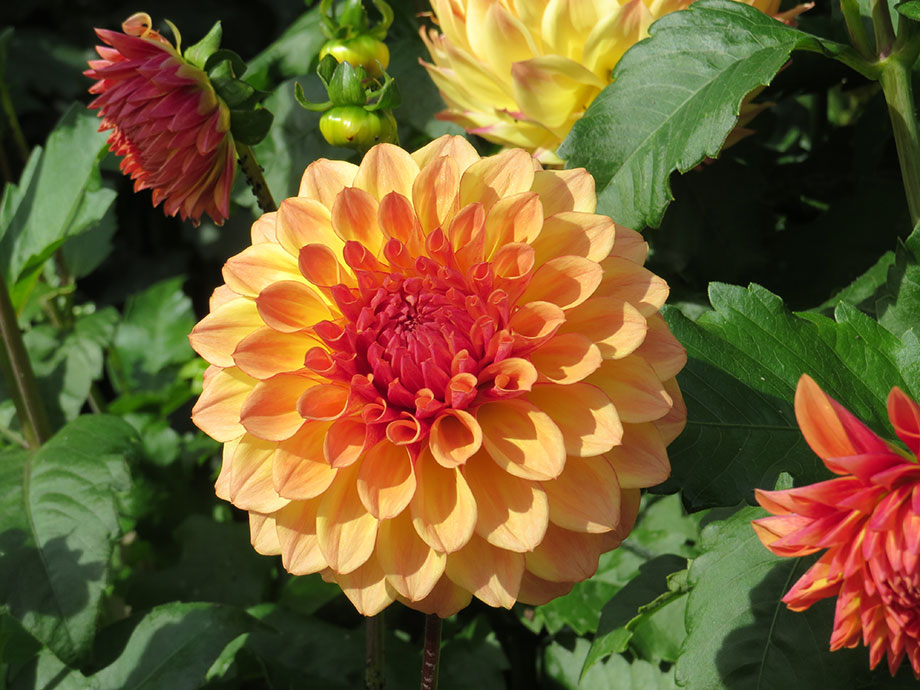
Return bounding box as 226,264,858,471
189,135,686,616
421,0,810,164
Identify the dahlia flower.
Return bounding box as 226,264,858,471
190,135,686,616
421,0,810,165
753,375,920,677
85,13,236,225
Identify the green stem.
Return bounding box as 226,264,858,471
841,0,875,58
0,79,28,164
365,615,385,690
235,142,276,213
420,614,441,690
0,271,51,449
879,53,920,226
871,0,896,58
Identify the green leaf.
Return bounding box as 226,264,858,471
817,250,896,313
0,416,137,665
328,60,367,107
184,21,222,70
7,647,98,690
582,554,687,675
0,105,109,291
896,0,920,20
90,602,254,690
245,8,325,92
230,107,274,145
662,283,920,509
111,276,196,395
878,223,920,339
558,0,850,229
545,637,677,690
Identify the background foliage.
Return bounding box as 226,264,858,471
0,0,918,688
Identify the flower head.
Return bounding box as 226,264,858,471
85,13,236,225
421,0,810,165
753,375,920,677
190,135,686,616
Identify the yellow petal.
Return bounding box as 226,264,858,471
208,284,237,311
377,510,447,601
524,524,613,582
250,212,277,244
468,0,539,85
460,148,536,213
275,197,340,259
273,421,338,499
587,357,672,423
530,212,613,267
509,300,566,350
463,450,549,552
484,192,543,258
249,511,282,556
606,422,670,489
411,135,480,173
215,436,237,501
400,574,472,617
228,434,289,513
334,556,397,616
299,158,358,208
560,298,648,359
192,366,256,442
541,0,612,59
189,296,262,367
477,399,566,480
233,327,320,379
445,534,524,609
543,456,621,533
240,372,316,442
354,143,420,201
255,280,331,333
430,409,482,468
410,449,478,554
412,155,461,234
596,257,669,317
222,242,304,298
528,382,622,457
530,169,596,216
511,55,603,133
316,464,378,574
583,0,653,77
356,440,416,519
274,499,327,575
520,255,602,309
529,333,603,384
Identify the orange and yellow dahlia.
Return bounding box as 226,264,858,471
189,135,686,616
85,13,236,225
753,375,920,677
421,0,809,164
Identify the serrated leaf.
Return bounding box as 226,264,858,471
558,0,851,229
90,602,254,690
878,224,920,338
896,0,920,20
662,283,919,509
818,250,895,313
0,416,137,665
184,21,222,70
546,637,677,690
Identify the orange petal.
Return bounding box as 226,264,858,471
192,366,256,442
275,197,340,258
609,224,648,264
354,143,420,201
463,450,549,552
316,464,378,574
543,456,621,533
596,257,669,316
528,382,622,457
520,256,602,310
517,570,576,606
228,434,289,513
483,192,543,258
274,499,327,575
530,212,613,267
222,242,304,297
509,300,566,349
250,212,277,244
233,327,320,379
357,440,416,519
400,574,472,617
606,422,671,489
634,313,686,379
297,383,350,421
255,280,331,333
889,386,920,457
249,511,282,556
377,510,447,601
215,437,237,501
298,158,358,208
298,243,356,294
240,372,316,441
379,192,425,257
334,555,397,616
430,409,482,467
273,421,338,499
324,419,367,468
529,333,603,384
189,296,262,367
445,534,524,609
412,155,461,234
530,169,596,216
477,399,566,480
795,375,862,460
410,449,478,553
561,298,648,360
460,148,536,213
331,187,382,254
587,357,672,424
524,524,612,582
655,377,686,445
208,284,237,311
411,135,480,173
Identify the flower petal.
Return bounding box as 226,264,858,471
400,574,472,617
240,372,317,442
275,197,340,258
334,556,397,616
223,242,304,297
192,366,255,442
607,422,671,489
430,409,482,467
888,386,920,457
543,456,620,533
561,298,648,360
445,534,524,609
524,524,612,582
411,449,478,554
596,257,669,316
530,169,596,216
529,332,603,384
233,327,320,379
528,382,622,457
354,142,420,201
316,464,379,574
249,511,282,556
189,295,262,367
228,434,289,513
377,510,447,601
357,440,416,519
531,212,613,267
255,280,331,333
274,499,327,574
299,158,358,208
460,148,536,213
520,256,603,310
273,422,337,500
477,399,566,480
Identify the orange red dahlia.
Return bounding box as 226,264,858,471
85,13,236,225
753,375,920,677
189,135,686,616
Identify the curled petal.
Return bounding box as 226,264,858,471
430,409,482,467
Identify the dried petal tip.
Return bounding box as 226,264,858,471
85,13,235,225
755,375,920,677
190,135,686,617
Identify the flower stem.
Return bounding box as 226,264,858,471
840,0,874,58
420,614,441,690
0,77,29,164
0,271,50,449
879,48,920,227
871,0,896,59
235,142,276,214
365,614,385,690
